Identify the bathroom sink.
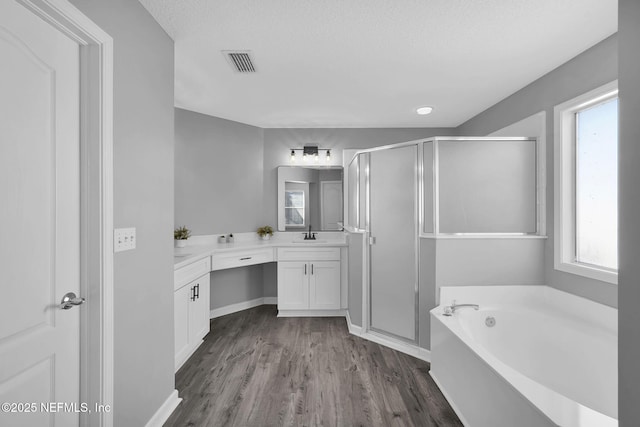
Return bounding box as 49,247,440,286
174,253,192,258
292,240,328,244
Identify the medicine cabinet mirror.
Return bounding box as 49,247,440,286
277,166,344,232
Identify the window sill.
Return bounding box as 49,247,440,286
554,261,618,285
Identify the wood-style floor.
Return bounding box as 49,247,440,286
164,305,462,427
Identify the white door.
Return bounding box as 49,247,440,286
0,1,81,426
277,262,309,310
320,181,343,230
309,261,341,310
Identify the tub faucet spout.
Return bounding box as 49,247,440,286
443,300,480,316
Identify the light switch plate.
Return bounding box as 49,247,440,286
114,228,136,252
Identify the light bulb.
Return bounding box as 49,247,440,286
290,150,296,163
326,150,331,163
303,153,308,162
314,153,319,163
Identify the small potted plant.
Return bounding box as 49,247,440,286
257,225,274,241
174,226,191,248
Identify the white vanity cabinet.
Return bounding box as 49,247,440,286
276,247,341,315
174,256,211,371
277,261,309,309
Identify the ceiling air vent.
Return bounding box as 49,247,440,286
223,51,256,73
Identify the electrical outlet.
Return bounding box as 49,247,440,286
114,228,136,252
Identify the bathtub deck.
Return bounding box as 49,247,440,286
165,305,462,427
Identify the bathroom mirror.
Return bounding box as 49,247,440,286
277,166,344,232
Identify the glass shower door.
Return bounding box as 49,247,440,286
369,144,418,342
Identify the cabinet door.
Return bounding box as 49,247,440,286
174,284,191,370
309,261,341,309
277,261,309,310
189,273,210,345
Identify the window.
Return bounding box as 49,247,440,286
554,81,618,284
284,190,305,226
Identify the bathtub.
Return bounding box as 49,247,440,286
430,285,617,427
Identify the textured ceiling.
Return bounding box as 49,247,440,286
139,0,617,128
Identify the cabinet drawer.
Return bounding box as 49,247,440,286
277,247,341,261
211,248,274,271
174,256,211,291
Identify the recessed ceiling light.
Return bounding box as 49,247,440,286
416,106,433,115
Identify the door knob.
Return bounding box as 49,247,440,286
60,292,85,310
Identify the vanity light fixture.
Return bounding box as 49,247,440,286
416,106,434,115
289,145,332,164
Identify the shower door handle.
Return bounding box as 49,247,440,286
60,292,85,310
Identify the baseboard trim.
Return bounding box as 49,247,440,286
429,371,469,426
359,330,431,363
345,310,364,336
210,297,270,319
145,389,181,427
343,311,430,362
175,339,203,373
417,347,431,362
278,309,346,317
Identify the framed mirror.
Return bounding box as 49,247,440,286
277,166,344,232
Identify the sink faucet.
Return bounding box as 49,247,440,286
442,300,479,316
303,225,317,240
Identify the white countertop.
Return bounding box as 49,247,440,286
174,232,347,269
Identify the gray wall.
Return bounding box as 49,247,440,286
263,128,455,228
210,266,265,309
68,1,175,425
435,239,545,288
417,238,544,350
175,108,264,235
456,34,618,307
619,1,640,424
418,239,436,348
175,109,269,311
263,263,278,298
